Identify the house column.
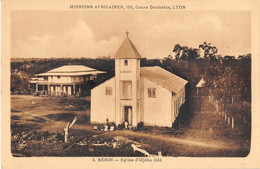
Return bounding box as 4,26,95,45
36,83,39,92
48,84,50,95
62,85,66,93
60,84,63,94
68,86,72,95
50,85,54,95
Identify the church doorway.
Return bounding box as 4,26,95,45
124,106,132,125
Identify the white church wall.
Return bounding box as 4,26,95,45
91,77,116,124
143,78,172,127
171,86,186,124
140,76,145,123
171,94,176,123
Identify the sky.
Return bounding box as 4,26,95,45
11,10,251,59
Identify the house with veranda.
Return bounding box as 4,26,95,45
30,65,106,96
91,35,188,127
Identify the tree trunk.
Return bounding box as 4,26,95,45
225,112,227,121
64,122,70,143
69,117,78,128
64,117,78,143
131,144,151,157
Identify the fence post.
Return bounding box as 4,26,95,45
232,116,235,129
228,116,230,125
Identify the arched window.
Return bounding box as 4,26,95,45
124,60,128,66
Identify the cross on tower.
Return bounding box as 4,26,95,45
126,31,129,37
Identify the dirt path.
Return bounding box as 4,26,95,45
182,97,240,145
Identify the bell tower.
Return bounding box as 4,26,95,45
114,32,141,127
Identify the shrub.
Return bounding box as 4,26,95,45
136,122,144,131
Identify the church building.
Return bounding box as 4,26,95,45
91,35,188,127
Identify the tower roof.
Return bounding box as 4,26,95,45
114,37,142,59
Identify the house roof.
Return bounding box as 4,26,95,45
196,78,206,88
114,37,142,59
35,65,106,76
48,65,96,73
141,66,188,94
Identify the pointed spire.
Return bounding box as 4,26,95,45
114,33,142,59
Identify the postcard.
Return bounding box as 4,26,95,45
2,0,260,168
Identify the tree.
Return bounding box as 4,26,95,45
224,55,235,61
238,54,251,63
173,44,199,61
199,42,218,60
173,44,182,62
186,48,200,60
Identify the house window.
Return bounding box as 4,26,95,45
105,87,112,95
57,76,60,79
124,60,128,66
148,88,156,98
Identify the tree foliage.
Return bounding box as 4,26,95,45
199,42,218,60
173,44,199,61
203,54,251,118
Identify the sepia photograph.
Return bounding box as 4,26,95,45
9,10,252,157
2,0,260,168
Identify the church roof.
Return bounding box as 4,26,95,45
114,37,142,59
141,66,188,94
35,65,106,76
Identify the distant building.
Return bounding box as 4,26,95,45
91,35,188,127
196,78,207,96
30,65,106,96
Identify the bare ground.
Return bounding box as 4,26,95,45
10,95,250,157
